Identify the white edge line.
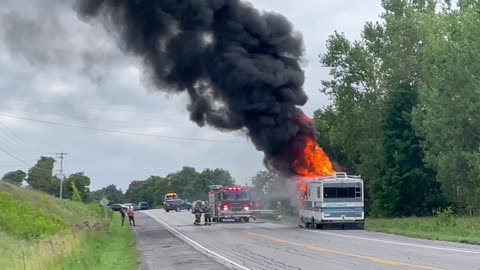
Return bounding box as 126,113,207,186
143,211,252,270
309,230,480,255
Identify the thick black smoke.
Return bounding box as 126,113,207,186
75,0,309,175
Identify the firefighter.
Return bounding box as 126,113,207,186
203,202,212,226
192,203,202,225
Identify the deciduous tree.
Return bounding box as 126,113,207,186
1,170,26,186
26,157,55,194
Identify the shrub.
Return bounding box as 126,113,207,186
433,206,456,226
71,182,82,202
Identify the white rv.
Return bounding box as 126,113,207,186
299,172,364,229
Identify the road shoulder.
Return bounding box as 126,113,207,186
132,212,228,270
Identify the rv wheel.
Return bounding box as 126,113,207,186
243,217,250,223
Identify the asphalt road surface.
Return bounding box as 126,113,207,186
142,209,480,270
133,213,227,270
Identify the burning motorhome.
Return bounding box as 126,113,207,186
297,173,365,229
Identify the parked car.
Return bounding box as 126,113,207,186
124,203,138,210
164,199,192,212
110,204,127,211
138,201,150,210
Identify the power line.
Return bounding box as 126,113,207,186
0,120,47,148
2,98,213,128
0,145,61,174
0,145,30,166
2,98,198,128
0,113,241,143
0,120,52,156
0,139,33,162
0,120,56,171
0,121,36,158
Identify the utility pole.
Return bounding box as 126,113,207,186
56,152,68,199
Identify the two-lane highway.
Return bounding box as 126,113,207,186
143,209,480,270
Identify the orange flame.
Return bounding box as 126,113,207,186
290,110,335,208
299,181,307,194
289,110,335,178
299,181,307,210
292,134,335,177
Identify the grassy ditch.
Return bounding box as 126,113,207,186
53,215,138,270
0,181,138,270
366,216,480,245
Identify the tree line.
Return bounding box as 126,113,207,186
313,0,480,216
1,156,92,202
1,158,237,209
91,167,236,207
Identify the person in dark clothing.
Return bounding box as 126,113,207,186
120,207,127,226
127,206,135,226
193,206,202,225
203,203,212,226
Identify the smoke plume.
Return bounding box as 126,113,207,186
75,0,314,176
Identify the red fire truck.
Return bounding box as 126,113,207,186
208,185,255,222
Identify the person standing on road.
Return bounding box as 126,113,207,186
192,202,202,225
203,203,212,226
120,207,127,226
127,206,135,226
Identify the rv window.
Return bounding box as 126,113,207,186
317,187,321,198
324,187,356,199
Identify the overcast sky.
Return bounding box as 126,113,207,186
0,0,383,191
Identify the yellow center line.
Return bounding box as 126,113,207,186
243,231,445,270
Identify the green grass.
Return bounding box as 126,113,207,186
99,216,138,270
0,192,65,240
53,215,138,270
366,217,480,245
0,181,138,270
0,182,101,226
